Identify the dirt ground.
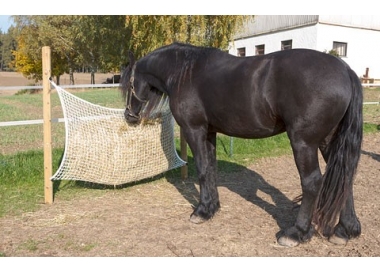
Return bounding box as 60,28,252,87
1,72,379,257
0,132,379,257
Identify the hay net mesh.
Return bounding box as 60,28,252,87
50,81,186,185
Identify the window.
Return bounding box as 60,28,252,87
281,40,292,50
255,45,265,55
333,42,347,57
237,47,246,57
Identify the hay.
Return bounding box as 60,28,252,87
50,81,186,185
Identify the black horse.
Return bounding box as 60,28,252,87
120,42,363,247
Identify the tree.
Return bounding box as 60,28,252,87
71,16,127,83
0,30,3,70
125,15,253,59
0,26,17,71
12,32,42,80
11,15,128,84
11,15,77,83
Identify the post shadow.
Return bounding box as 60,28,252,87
361,150,380,162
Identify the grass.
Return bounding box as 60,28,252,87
0,87,379,218
20,239,39,252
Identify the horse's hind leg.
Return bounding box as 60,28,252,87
278,138,322,247
183,128,220,223
328,195,361,245
319,141,361,245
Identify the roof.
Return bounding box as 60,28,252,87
235,15,380,40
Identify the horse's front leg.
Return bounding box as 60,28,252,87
185,129,220,224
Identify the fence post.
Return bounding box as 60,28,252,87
42,46,53,204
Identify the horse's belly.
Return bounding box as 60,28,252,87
210,118,285,139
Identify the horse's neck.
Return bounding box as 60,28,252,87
139,56,175,84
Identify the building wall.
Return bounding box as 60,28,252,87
229,21,380,79
316,23,380,79
229,24,318,56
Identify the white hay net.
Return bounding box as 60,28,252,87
50,81,186,185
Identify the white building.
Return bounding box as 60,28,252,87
229,15,380,81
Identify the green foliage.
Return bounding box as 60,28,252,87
11,15,78,82
71,16,128,74
125,15,252,59
0,26,17,71
324,49,340,58
363,123,380,133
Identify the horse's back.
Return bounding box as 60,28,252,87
171,46,355,140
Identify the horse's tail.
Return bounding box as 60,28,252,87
314,67,363,236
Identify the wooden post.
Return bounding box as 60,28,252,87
180,127,188,179
42,46,53,204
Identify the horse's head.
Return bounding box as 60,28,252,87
120,52,150,124
120,51,168,124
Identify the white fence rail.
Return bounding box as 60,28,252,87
0,118,65,127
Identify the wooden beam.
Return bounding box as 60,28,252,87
42,46,53,204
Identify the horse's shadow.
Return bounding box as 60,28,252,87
53,149,298,234
165,158,299,234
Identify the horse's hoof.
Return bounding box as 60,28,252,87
277,236,300,247
189,214,207,224
329,235,348,245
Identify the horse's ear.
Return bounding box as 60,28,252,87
128,51,135,66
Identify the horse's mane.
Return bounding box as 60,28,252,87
152,42,219,55
153,43,224,88
147,42,224,65
121,42,220,92
119,63,132,101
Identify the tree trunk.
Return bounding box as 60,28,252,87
91,70,95,84
69,68,75,85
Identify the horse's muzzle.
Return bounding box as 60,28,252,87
124,109,140,124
